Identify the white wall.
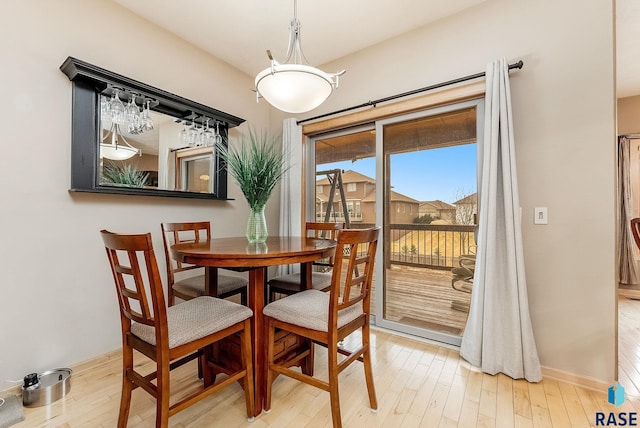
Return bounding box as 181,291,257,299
0,0,273,390
294,0,617,382
0,0,617,388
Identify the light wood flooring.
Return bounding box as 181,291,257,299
7,297,640,428
618,295,640,398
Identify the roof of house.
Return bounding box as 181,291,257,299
317,169,418,204
431,219,453,225
420,200,456,210
453,193,477,205
316,169,376,186
362,190,419,203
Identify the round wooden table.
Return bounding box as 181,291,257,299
171,235,336,416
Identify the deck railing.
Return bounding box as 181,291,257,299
316,211,363,222
325,222,475,270
388,223,475,270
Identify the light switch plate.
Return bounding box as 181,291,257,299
534,207,548,225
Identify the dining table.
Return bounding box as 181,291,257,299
170,235,337,417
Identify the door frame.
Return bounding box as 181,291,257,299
373,98,484,347
302,92,485,347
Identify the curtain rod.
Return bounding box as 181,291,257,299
297,60,524,125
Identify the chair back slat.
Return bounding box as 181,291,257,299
161,222,211,285
329,228,379,326
101,230,168,335
114,265,133,275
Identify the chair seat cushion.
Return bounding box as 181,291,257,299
268,272,332,292
263,289,362,332
131,296,253,349
173,274,247,297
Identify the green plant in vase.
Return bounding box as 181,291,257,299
217,127,289,243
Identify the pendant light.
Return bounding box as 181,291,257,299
255,0,345,114
100,123,140,160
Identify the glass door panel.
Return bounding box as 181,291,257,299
307,100,482,347
183,157,212,193
376,100,481,346
311,125,379,313
175,147,214,193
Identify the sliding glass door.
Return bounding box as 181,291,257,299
308,99,483,346
375,100,482,346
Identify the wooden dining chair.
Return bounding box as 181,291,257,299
100,230,255,427
161,221,247,306
263,227,380,428
267,222,344,302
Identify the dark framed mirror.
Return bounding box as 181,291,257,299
60,57,245,199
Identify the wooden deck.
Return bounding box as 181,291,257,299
278,262,470,337
372,264,471,337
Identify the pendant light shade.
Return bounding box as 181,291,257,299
255,1,344,114
255,64,335,114
100,123,140,160
100,143,139,161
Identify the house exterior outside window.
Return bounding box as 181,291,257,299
453,193,478,225
346,200,362,220
315,169,420,224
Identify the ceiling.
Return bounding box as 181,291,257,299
112,0,486,76
113,0,639,99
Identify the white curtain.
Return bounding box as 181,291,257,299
158,147,172,190
618,136,640,285
278,118,303,275
460,58,542,382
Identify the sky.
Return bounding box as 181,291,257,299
318,143,477,204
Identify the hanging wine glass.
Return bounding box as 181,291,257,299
184,120,194,147
199,125,207,146
100,94,110,119
109,90,125,125
124,94,139,134
214,121,223,145
202,118,214,146
127,122,137,135
188,119,199,146
142,100,154,131
125,94,140,123
179,122,189,146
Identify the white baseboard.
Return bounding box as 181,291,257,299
541,366,609,392
2,346,612,399
0,349,122,397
